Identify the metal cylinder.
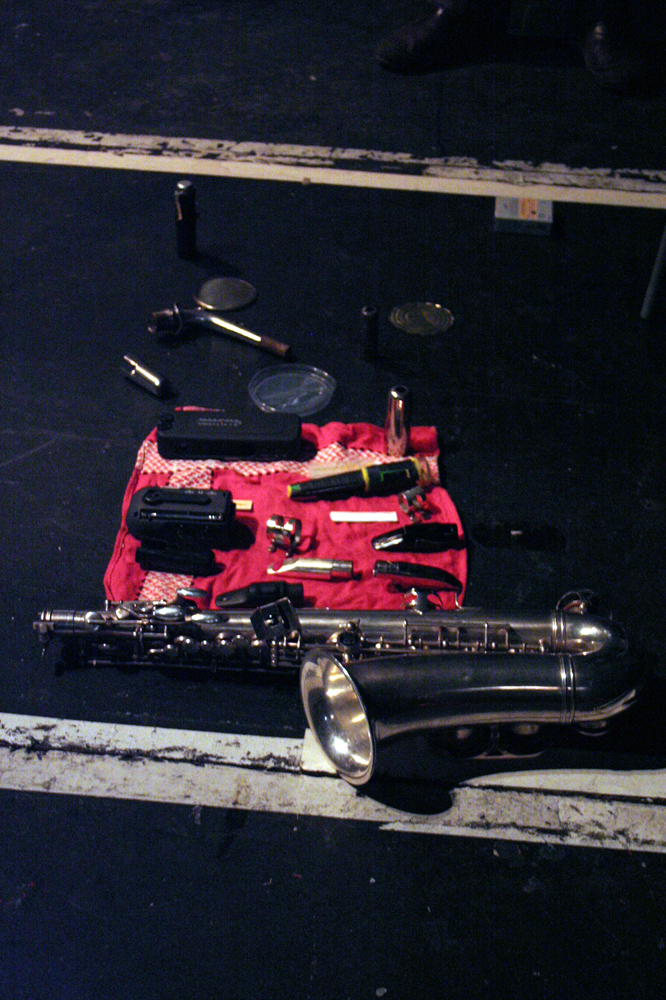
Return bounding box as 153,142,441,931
175,179,197,259
360,305,379,363
385,385,411,457
122,355,171,398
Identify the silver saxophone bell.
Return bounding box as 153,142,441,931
299,602,642,786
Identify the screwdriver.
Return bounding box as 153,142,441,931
287,456,434,501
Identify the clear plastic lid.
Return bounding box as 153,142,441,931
248,364,336,416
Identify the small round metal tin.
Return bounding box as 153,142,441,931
388,302,455,336
194,277,258,312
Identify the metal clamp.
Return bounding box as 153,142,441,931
266,515,302,556
398,486,432,521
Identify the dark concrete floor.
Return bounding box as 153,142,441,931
2,0,666,170
1,3,666,998
3,792,666,1000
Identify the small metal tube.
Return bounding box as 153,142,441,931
122,355,172,398
175,179,197,260
360,304,379,363
385,385,411,457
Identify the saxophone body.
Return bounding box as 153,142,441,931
34,591,645,785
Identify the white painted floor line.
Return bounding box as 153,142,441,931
1,126,666,208
0,711,304,771
2,713,666,852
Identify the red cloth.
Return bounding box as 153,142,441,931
104,421,467,610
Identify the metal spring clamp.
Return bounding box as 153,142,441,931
398,486,432,521
266,515,303,556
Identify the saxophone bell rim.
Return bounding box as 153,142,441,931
300,648,375,786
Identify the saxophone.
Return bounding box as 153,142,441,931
34,589,645,786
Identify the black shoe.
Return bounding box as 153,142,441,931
582,20,650,92
376,1,477,73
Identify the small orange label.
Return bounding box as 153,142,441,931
518,199,540,220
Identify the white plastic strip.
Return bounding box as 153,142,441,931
330,511,398,522
1,126,666,208
2,713,666,851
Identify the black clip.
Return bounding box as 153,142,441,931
250,598,301,644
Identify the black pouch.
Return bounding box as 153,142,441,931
126,486,235,550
